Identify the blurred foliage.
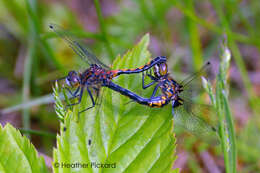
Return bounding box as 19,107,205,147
0,0,260,172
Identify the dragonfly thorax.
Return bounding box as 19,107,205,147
158,77,183,101
79,64,111,87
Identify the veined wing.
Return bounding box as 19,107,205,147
174,102,219,145
176,62,219,144
49,24,110,69
180,61,211,88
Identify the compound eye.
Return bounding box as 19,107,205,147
67,71,79,87
159,63,168,75
153,64,160,78
71,76,78,83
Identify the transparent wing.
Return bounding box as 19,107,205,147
176,62,219,144
174,103,219,145
180,61,211,88
179,80,206,104
178,61,212,105
49,24,110,69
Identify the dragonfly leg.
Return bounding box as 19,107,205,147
66,86,84,108
150,83,160,98
124,83,159,105
65,87,74,97
78,86,96,114
93,87,100,105
147,74,157,80
68,94,80,101
65,86,80,98
76,86,97,121
171,100,175,116
146,69,157,81
73,87,80,96
142,71,157,89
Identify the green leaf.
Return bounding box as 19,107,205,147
0,124,48,173
53,34,178,173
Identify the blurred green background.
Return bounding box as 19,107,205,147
0,0,260,172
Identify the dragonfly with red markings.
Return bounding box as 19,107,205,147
50,24,166,115
51,24,219,143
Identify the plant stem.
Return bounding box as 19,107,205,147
22,0,39,138
94,0,114,58
19,128,56,138
185,0,203,70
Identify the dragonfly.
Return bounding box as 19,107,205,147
123,60,220,144
50,24,167,114
51,24,218,143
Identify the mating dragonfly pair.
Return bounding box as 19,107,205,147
51,24,219,144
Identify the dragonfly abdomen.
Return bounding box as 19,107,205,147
111,56,167,77
105,81,150,105
147,96,170,108
105,81,171,108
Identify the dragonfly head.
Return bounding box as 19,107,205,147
66,71,80,87
154,62,168,78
